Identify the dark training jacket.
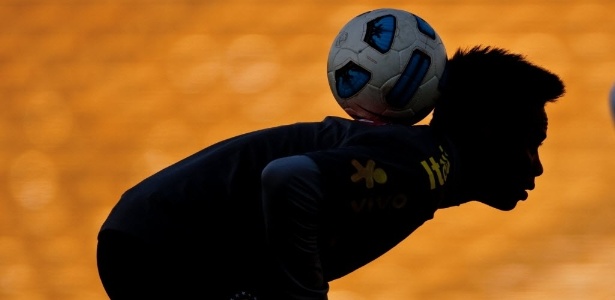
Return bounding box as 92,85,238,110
100,116,454,286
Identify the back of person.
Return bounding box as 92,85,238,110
98,116,450,298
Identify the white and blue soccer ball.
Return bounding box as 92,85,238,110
327,8,447,124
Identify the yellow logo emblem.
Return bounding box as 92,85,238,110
350,159,387,188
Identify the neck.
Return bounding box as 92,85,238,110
435,134,473,209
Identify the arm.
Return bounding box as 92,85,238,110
261,155,329,300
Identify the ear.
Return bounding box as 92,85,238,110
462,124,498,146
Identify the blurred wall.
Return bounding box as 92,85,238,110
1,0,614,299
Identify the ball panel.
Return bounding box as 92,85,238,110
363,14,396,54
342,84,387,119
357,48,401,87
328,48,359,72
414,15,437,40
334,61,371,99
386,50,431,109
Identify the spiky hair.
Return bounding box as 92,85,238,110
430,46,565,132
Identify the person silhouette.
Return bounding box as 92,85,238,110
97,46,565,300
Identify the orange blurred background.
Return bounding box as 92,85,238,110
1,0,614,299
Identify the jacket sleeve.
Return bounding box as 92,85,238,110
305,144,444,280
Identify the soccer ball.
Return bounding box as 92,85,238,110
327,8,447,124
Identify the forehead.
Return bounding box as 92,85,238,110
529,107,548,133
503,107,548,142
485,104,545,131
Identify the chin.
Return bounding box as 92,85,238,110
479,190,528,211
492,203,518,211
480,198,521,211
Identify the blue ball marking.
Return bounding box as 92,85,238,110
414,15,436,40
364,14,396,54
386,50,431,108
335,61,371,99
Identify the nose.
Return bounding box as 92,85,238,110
532,152,544,177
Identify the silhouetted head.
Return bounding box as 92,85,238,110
431,46,565,210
